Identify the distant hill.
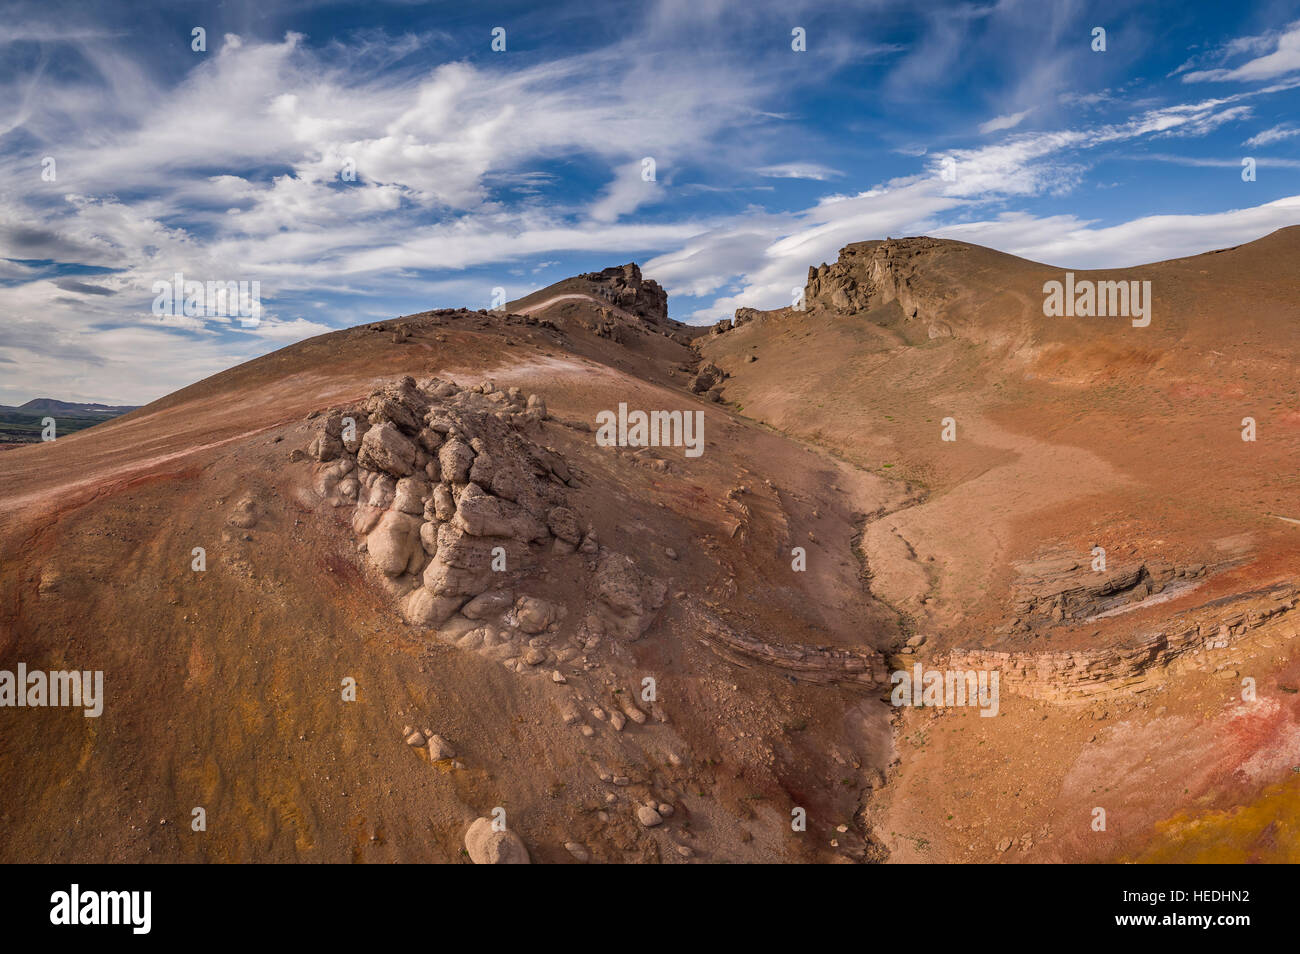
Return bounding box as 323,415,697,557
5,398,137,415
0,398,138,445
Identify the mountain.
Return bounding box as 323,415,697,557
0,230,1296,864
0,398,139,446
7,399,138,415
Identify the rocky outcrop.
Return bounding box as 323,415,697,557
804,237,955,321
690,606,886,687
998,556,1209,633
688,362,727,398
303,376,673,674
588,550,667,641
306,376,570,630
578,263,668,323
949,582,1298,701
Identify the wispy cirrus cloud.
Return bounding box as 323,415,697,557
1180,20,1300,83
0,0,1298,405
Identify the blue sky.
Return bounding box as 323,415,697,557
1,0,1299,404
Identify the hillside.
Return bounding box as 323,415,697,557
1,230,1297,863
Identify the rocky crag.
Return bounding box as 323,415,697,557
998,555,1210,633
577,264,669,324
804,237,957,335
303,374,668,674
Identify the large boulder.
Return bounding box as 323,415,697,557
431,483,456,521
358,422,417,477
439,438,475,483
453,483,548,540
423,524,497,597
546,506,582,545
593,550,666,641
464,817,530,864
366,510,423,576
515,596,559,634
401,587,464,628
462,590,514,620
365,376,429,434
393,477,430,515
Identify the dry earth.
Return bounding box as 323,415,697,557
1,237,1297,863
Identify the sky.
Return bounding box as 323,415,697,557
1,0,1299,405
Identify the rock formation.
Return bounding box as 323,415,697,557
950,582,1298,701
998,555,1209,633
304,375,668,672
577,263,669,323
804,236,955,322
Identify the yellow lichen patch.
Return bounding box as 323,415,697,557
1132,776,1300,863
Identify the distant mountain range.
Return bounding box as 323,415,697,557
0,398,138,445
0,398,138,415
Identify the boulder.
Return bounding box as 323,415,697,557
422,524,502,597
401,587,464,627
454,483,548,540
515,596,559,634
419,521,439,555
366,510,423,576
432,483,456,521
340,416,368,454
393,477,430,515
439,438,475,483
546,506,582,545
593,550,665,640
464,817,530,865
463,590,514,620
358,422,417,477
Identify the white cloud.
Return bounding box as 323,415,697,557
756,163,844,181
1183,21,1300,83
1244,123,1300,147
979,108,1034,134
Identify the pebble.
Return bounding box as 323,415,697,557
564,842,590,862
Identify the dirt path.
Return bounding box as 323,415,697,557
515,293,644,324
